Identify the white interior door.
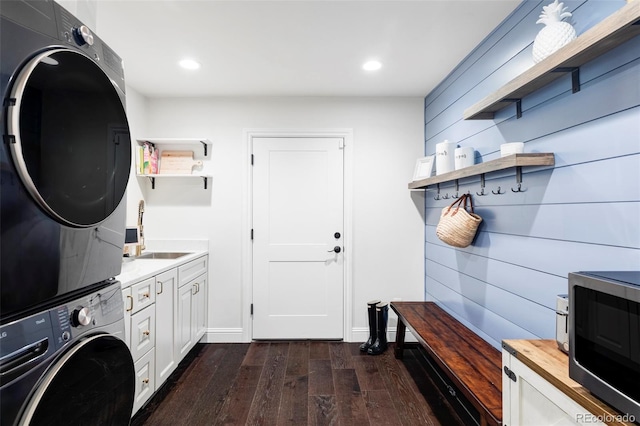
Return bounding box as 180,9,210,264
252,137,344,339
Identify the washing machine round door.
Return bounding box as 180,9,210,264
19,334,135,425
6,48,131,227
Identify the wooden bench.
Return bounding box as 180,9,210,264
390,301,502,426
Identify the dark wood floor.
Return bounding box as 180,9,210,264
132,342,464,426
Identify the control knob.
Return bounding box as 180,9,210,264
73,25,94,46
71,307,91,327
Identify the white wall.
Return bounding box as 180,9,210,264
123,87,148,226
125,96,425,342
56,0,97,29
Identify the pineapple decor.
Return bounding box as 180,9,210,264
532,0,577,63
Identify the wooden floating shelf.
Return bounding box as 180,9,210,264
464,1,640,120
137,138,212,156
408,153,555,190
137,174,211,190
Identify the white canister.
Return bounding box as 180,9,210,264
435,141,457,175
454,147,475,170
500,142,525,157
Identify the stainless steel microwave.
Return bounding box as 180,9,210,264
569,271,640,420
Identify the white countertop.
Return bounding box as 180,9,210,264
116,240,208,288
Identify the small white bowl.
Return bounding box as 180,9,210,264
500,142,524,157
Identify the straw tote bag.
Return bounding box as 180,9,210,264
436,193,482,248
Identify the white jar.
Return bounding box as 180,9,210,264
435,141,457,175
454,147,475,170
500,142,524,157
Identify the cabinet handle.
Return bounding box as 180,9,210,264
504,366,517,382
142,378,149,385
157,281,163,295
141,292,150,300
126,295,134,312
143,330,150,336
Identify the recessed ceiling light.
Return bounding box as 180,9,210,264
362,60,382,71
179,59,201,70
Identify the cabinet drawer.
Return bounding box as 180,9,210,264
132,348,155,415
131,277,156,313
131,305,156,361
178,256,208,287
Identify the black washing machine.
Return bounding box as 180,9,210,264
0,280,135,425
1,1,132,323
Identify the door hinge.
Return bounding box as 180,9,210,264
504,366,517,382
251,229,254,240
339,139,345,149
250,303,253,315
251,154,254,165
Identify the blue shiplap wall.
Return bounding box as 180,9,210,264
423,0,640,349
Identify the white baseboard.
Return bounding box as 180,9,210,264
202,327,417,344
203,328,246,343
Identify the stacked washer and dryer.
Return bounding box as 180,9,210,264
1,1,135,424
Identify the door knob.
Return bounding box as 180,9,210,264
328,246,341,253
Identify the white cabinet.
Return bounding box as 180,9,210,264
131,305,156,362
193,275,207,341
121,254,208,417
177,282,194,358
133,348,155,414
131,276,155,313
177,273,206,357
502,341,607,426
154,268,178,387
125,277,157,414
135,138,212,189
177,257,208,358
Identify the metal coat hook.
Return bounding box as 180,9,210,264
511,166,526,193
476,174,488,196
453,180,460,199
442,192,450,199
492,186,505,195
434,183,441,200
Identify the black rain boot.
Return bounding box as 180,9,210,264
367,302,388,355
359,299,381,352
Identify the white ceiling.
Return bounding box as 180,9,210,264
95,0,521,98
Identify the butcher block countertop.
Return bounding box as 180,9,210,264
502,339,635,426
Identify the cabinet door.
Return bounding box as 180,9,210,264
177,283,194,358
193,274,207,341
155,268,178,386
503,350,605,426
131,305,156,362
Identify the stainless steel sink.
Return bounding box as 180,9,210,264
136,252,192,260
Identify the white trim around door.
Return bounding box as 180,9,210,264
241,129,354,342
